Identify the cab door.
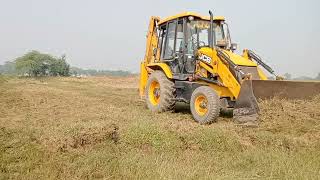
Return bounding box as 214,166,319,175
174,19,188,74
157,19,188,75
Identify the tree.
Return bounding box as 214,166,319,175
316,73,320,80
15,51,70,77
48,55,70,76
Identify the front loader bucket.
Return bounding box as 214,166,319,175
251,80,320,100
233,80,260,124
233,79,320,124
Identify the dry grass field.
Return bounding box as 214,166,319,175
0,76,320,179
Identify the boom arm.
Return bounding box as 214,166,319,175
143,17,160,64
140,16,160,97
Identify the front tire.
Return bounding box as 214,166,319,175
145,71,175,112
190,86,220,124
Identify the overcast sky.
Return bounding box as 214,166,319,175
0,0,319,77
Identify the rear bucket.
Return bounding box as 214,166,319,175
233,80,260,124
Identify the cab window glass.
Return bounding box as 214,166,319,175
163,22,176,59
159,25,166,58
175,20,184,53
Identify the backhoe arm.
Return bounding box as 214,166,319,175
143,16,160,64
139,16,160,97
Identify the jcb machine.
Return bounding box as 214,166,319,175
139,11,320,124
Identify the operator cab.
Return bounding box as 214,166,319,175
156,12,233,79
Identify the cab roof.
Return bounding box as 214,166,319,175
158,12,225,25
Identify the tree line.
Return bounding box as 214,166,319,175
70,67,131,77
0,51,132,77
283,73,320,81
1,51,318,79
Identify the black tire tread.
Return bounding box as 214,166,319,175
145,71,175,112
190,86,220,124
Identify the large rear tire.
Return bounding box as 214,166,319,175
145,71,175,112
190,86,220,124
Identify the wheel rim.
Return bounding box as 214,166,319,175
195,95,208,116
149,80,160,106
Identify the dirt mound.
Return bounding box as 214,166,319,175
259,95,320,128
257,95,320,146
47,125,120,152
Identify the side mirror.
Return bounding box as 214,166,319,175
231,43,237,51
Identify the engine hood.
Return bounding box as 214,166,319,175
197,47,258,67
222,50,257,66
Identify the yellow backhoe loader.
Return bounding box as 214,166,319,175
139,11,320,124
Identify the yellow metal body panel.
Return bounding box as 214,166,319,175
242,49,268,80
197,47,241,98
147,63,173,79
223,50,257,66
207,83,234,99
242,49,250,59
199,61,215,76
143,16,160,65
139,16,162,98
139,62,173,98
257,68,268,80
197,47,218,72
139,62,149,97
158,12,225,25
213,59,241,98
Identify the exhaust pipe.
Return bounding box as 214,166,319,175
208,10,215,48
